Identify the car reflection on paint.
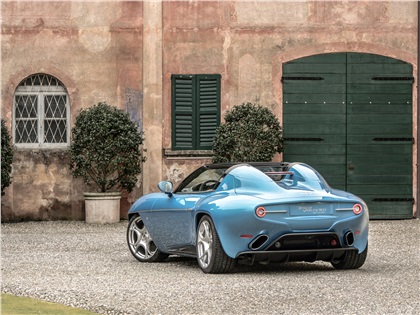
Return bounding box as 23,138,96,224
127,162,369,273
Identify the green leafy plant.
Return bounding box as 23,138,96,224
1,119,14,195
212,102,283,163
70,102,146,193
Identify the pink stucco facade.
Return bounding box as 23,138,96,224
1,1,418,221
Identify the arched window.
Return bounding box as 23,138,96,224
13,73,70,147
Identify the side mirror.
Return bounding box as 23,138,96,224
157,181,173,197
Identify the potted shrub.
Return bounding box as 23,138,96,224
1,119,14,196
212,102,283,163
70,102,146,223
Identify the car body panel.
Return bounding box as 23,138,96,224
131,193,200,253
128,162,368,264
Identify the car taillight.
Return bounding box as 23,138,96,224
256,206,266,218
353,203,363,215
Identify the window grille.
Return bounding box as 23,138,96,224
13,74,70,147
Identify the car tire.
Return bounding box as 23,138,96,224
127,214,168,262
331,243,368,270
196,215,236,274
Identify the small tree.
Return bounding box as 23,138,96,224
70,102,146,193
212,102,283,163
1,119,14,195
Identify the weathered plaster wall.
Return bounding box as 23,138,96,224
1,1,418,220
161,0,418,191
1,1,143,221
2,150,79,221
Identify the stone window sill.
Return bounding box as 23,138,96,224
163,149,213,159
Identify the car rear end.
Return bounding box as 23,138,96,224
235,197,368,265
212,163,369,267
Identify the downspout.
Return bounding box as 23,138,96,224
417,2,420,218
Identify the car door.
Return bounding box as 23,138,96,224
144,194,201,253
146,166,227,253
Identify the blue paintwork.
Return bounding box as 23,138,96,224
128,162,369,260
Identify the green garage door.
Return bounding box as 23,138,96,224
282,53,413,219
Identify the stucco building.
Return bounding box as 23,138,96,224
1,1,419,221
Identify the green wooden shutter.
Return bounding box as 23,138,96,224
172,75,196,150
197,75,220,150
172,74,220,150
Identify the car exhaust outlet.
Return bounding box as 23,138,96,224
344,231,354,246
249,235,269,250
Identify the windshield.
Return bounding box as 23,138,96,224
175,167,227,193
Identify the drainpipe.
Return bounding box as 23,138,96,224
417,2,420,218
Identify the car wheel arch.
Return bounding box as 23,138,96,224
127,212,137,222
195,211,211,233
194,211,237,259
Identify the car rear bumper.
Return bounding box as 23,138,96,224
235,231,360,265
236,247,358,265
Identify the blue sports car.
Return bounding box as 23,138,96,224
127,162,369,273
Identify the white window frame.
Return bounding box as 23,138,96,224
13,78,70,148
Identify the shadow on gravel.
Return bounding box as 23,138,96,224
165,255,335,274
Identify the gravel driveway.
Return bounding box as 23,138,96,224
1,220,419,315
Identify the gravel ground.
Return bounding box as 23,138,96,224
1,219,419,315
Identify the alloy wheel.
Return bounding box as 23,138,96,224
127,216,158,260
197,219,213,269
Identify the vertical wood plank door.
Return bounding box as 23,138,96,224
282,53,413,219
